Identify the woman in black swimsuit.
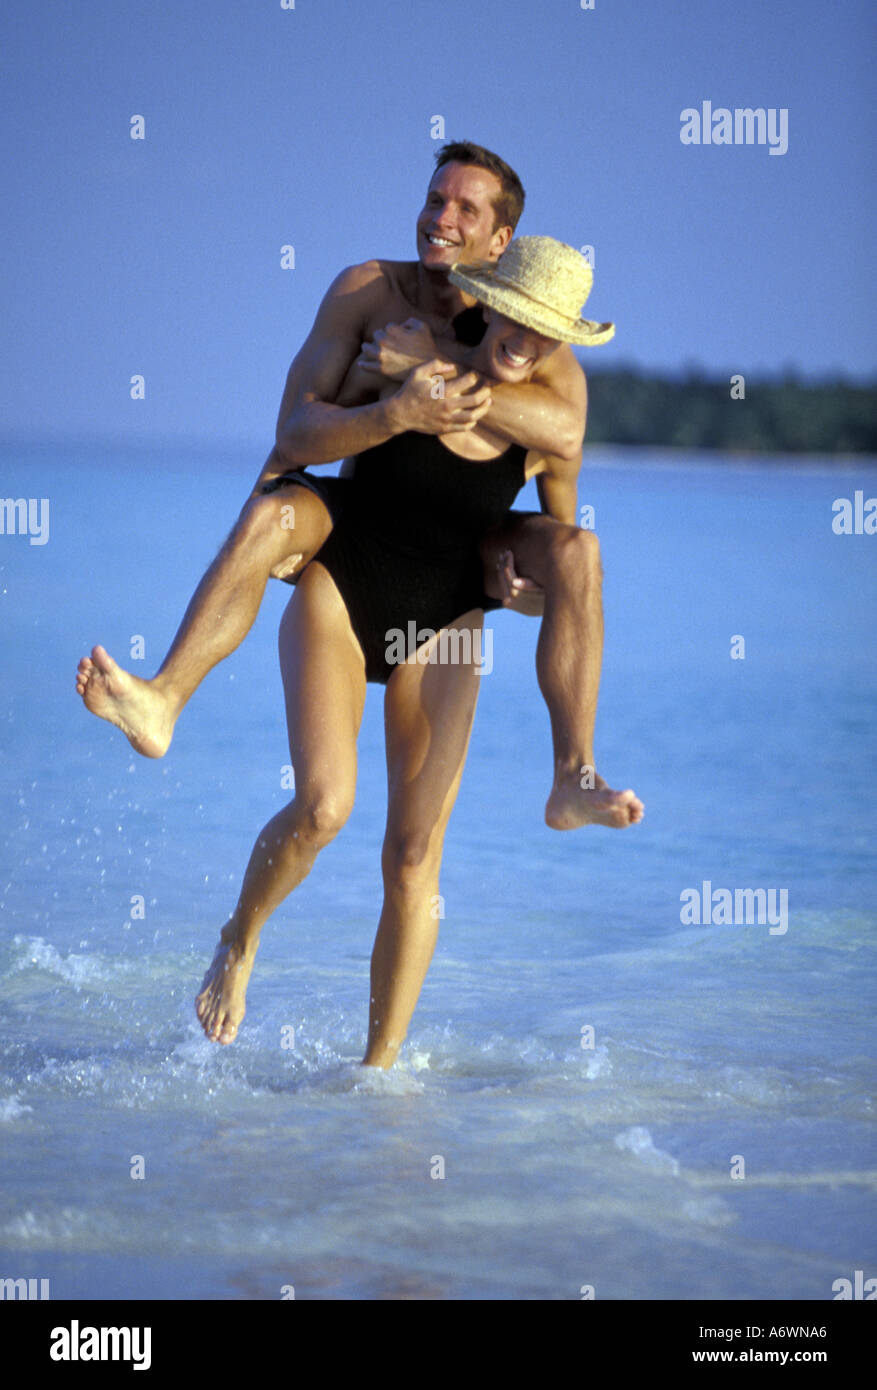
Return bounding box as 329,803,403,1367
196,238,615,1068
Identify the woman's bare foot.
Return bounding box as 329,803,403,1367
75,644,176,758
545,769,644,830
195,925,257,1045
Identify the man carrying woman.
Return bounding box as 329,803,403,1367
76,143,638,832
193,234,642,1068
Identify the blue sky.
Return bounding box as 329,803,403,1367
1,0,873,447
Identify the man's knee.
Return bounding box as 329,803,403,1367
381,826,437,884
501,514,601,586
543,521,602,583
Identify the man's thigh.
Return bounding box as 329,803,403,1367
383,612,483,854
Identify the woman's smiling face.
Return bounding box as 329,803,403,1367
479,307,562,381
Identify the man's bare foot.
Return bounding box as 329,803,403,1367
545,769,644,831
75,644,175,758
195,925,257,1045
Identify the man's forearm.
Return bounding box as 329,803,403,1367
276,396,400,467
278,359,491,465
249,446,290,497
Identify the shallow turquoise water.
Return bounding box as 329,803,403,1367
1,443,875,1298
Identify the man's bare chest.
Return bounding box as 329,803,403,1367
362,285,455,342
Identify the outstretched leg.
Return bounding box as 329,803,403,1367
76,471,334,757
195,561,366,1043
363,615,483,1069
481,513,643,830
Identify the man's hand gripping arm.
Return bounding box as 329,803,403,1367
358,318,586,460
268,265,492,472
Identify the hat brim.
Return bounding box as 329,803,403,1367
448,263,615,346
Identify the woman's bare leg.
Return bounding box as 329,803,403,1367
363,615,484,1069
195,561,366,1043
76,476,334,758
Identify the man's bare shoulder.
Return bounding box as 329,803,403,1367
326,258,417,304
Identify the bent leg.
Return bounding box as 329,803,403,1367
195,561,366,1043
76,468,334,758
363,614,483,1069
481,513,643,830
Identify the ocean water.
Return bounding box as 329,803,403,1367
1,441,875,1300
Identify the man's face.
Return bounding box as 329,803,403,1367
416,162,512,272
480,308,561,381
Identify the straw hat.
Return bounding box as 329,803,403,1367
448,235,614,346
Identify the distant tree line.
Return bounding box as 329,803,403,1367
580,368,877,454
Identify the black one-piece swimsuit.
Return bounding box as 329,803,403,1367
314,431,528,683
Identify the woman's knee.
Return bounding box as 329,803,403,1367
230,491,288,565
237,487,328,562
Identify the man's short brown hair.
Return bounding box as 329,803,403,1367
433,141,525,234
